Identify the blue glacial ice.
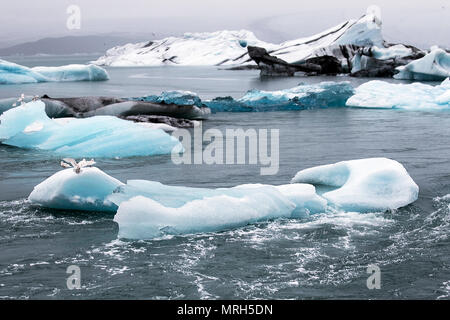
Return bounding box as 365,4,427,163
114,189,296,239
28,168,328,237
129,90,203,106
108,180,327,218
111,181,328,238
0,59,109,84
346,78,450,110
0,100,183,157
394,48,450,81
28,157,418,239
29,167,123,212
291,158,419,212
132,82,354,112
205,82,354,112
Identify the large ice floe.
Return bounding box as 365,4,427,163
92,13,384,67
346,78,450,110
394,48,450,81
0,59,109,84
132,82,354,112
291,158,419,212
0,100,183,157
29,158,418,239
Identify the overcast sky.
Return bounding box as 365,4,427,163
1,0,449,48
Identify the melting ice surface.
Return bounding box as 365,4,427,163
394,48,450,81
0,59,109,84
346,78,450,110
28,158,418,239
0,101,183,157
292,158,419,212
132,82,354,112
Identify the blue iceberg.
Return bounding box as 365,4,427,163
346,78,450,110
28,167,328,238
29,167,123,212
0,101,183,158
131,82,354,112
394,48,450,81
129,90,203,106
28,157,419,239
205,82,354,112
291,158,419,212
0,59,109,84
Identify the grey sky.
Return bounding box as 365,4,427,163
1,0,449,48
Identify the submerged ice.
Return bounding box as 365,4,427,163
0,101,183,157
29,158,418,239
0,59,109,84
346,78,450,110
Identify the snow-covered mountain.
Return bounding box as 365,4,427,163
93,13,384,67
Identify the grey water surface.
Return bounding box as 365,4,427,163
0,55,449,299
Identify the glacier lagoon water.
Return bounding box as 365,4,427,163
0,55,449,299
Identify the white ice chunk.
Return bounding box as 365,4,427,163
114,190,295,239
93,12,384,67
346,78,450,110
394,48,450,81
29,167,123,212
291,158,419,212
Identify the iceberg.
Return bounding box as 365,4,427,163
108,180,327,217
93,13,384,67
114,193,292,239
205,82,353,112
394,48,450,81
28,157,418,238
291,158,419,212
111,181,327,238
93,30,273,67
349,44,424,76
346,78,450,110
31,64,109,82
0,100,183,157
129,90,203,106
29,167,123,212
130,82,354,112
0,59,109,84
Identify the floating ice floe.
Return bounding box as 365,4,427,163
113,185,303,239
93,13,383,67
29,167,123,212
132,82,354,112
207,81,354,112
0,59,109,84
394,48,450,81
291,158,419,212
345,78,450,110
29,157,418,239
0,100,183,157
